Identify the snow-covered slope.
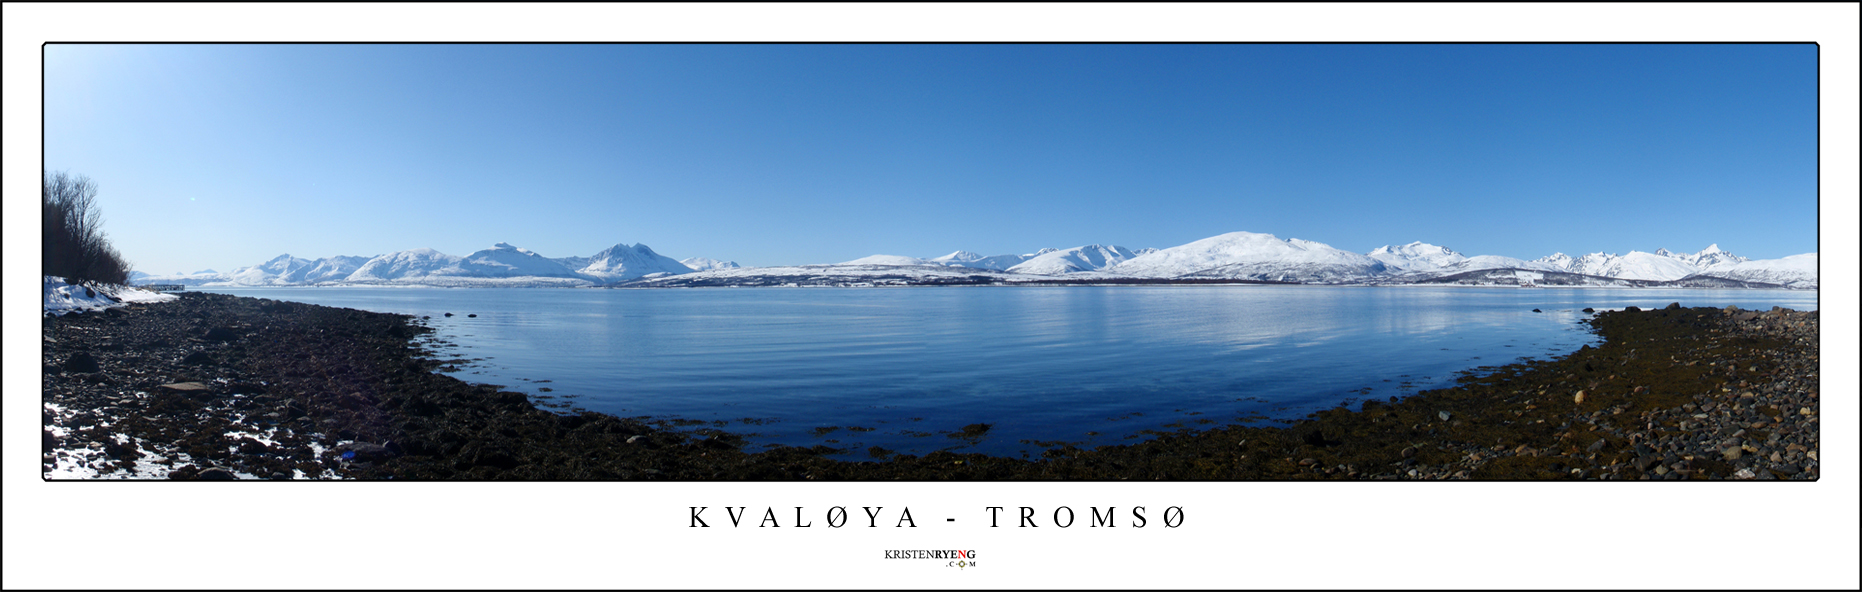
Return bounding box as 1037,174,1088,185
227,254,315,285
348,248,467,282
577,243,694,281
1534,253,1575,271
44,276,178,316
1441,255,1563,273
1555,251,1701,281
280,255,373,284
1698,253,1818,288
1367,242,1468,273
220,254,371,286
1007,244,1141,275
838,250,1051,269
840,254,933,266
1111,232,1386,282
550,256,592,270
680,257,740,272
1657,244,1747,268
952,249,1059,271
927,251,986,266
458,243,582,278
131,269,228,287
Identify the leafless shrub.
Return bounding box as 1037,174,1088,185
43,170,132,285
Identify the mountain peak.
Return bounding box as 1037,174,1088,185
935,250,983,261
579,243,692,280
680,257,740,272
1211,231,1280,241
1366,242,1466,272
1113,231,1384,281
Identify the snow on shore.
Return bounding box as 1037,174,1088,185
43,276,178,316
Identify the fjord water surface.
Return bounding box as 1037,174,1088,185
201,285,1816,458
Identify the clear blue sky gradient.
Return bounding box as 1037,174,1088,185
44,43,1818,274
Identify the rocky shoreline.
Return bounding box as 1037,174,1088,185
42,292,1817,480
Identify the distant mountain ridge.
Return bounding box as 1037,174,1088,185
141,241,696,287
136,233,1816,289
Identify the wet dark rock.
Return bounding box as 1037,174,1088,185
1582,308,1595,313
1532,309,1542,313
63,352,101,374
181,351,216,365
337,441,396,463
196,467,236,480
1635,454,1661,471
1665,302,1682,310
203,326,240,341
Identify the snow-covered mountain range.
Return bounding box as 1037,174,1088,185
639,234,1812,289
139,242,702,287
136,233,1817,289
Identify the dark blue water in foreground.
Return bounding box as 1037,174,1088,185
200,285,1816,458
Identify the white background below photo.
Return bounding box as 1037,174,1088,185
5,3,1858,590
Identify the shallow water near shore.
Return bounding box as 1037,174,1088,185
198,285,1816,459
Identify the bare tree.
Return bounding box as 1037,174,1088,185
43,170,131,285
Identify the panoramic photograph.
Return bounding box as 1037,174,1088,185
13,3,1859,588
39,43,1821,482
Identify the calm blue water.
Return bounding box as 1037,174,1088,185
200,285,1817,458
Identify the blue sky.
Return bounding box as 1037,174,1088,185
43,43,1818,273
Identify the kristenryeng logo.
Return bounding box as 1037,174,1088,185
886,549,977,570
885,549,974,560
